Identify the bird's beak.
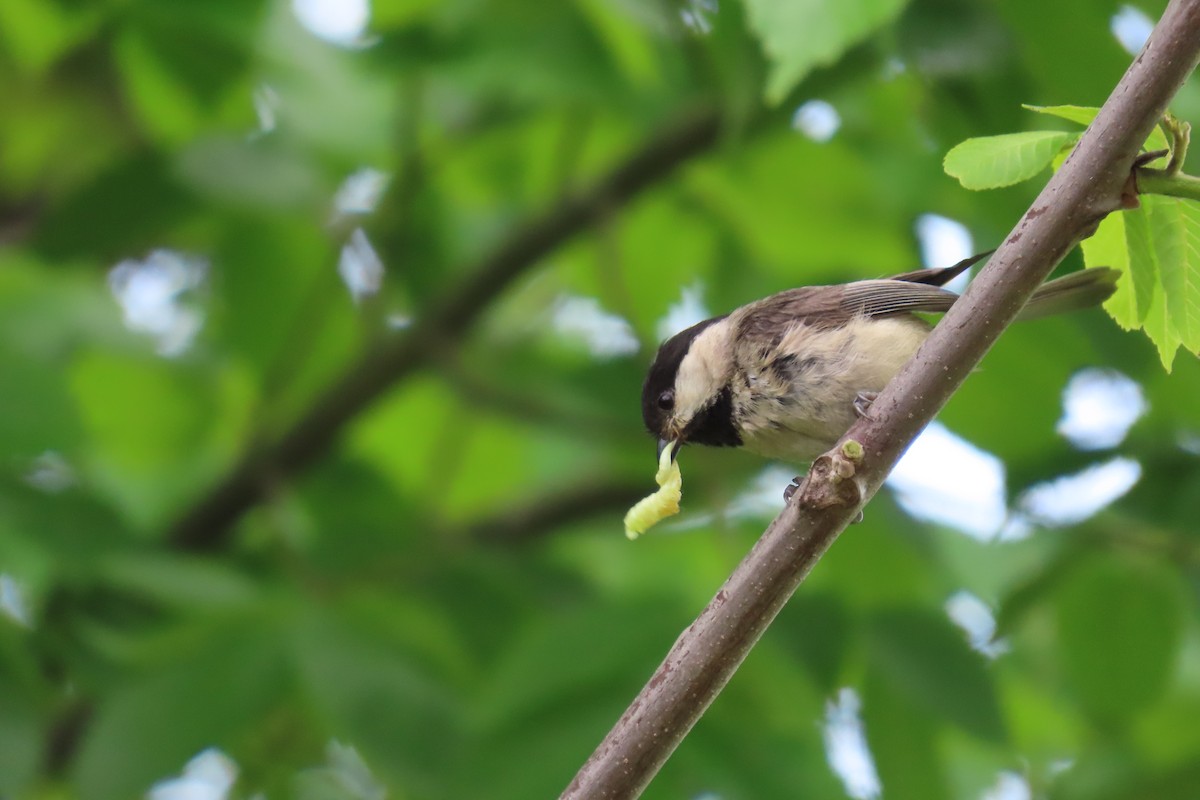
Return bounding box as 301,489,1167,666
657,437,679,462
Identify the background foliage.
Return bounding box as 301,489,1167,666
3,0,1200,798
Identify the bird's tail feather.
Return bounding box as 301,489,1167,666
1017,267,1120,321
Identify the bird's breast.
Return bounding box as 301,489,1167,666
730,316,929,462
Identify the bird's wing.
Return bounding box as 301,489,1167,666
735,280,960,342
837,279,960,317
885,250,993,286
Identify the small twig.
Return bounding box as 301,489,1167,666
1163,111,1191,174
1136,111,1199,198
1134,168,1200,201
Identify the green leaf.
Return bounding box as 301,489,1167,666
1023,103,1100,127
1091,198,1196,370
744,0,910,104
74,618,289,799
0,619,47,795
294,741,387,800
867,608,1006,742
1126,199,1185,369
113,27,215,146
944,131,1073,190
1149,197,1200,353
70,352,213,470
97,553,260,611
1082,212,1140,329
33,154,199,260
775,592,852,692
1056,554,1185,723
67,350,252,528
0,339,81,459
476,598,683,729
864,668,950,800
573,0,660,87
1024,103,1170,151
292,606,460,788
0,0,101,75
1142,276,1183,370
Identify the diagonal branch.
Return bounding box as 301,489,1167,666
169,108,723,550
561,1,1200,796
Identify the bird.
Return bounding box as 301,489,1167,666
641,254,1118,467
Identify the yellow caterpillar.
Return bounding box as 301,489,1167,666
623,442,682,539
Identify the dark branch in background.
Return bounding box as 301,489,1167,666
169,108,723,550
467,480,649,546
41,698,92,778
0,197,44,246
561,1,1200,797
437,361,634,440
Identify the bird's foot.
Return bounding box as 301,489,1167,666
853,391,878,419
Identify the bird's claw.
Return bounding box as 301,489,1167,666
784,476,802,503
853,391,878,419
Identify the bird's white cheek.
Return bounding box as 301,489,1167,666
672,322,734,418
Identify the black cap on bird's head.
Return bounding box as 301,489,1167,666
641,315,740,459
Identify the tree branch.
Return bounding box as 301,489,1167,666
168,108,723,550
561,1,1200,797
467,480,649,546
0,196,44,246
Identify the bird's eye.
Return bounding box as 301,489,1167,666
657,390,674,410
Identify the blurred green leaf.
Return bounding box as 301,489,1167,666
294,740,387,800
96,553,259,611
0,338,82,459
0,622,48,795
73,616,289,799
67,349,252,528
33,154,200,260
775,591,853,692
475,596,684,730
115,28,207,146
1049,744,1139,800
291,604,462,792
864,666,950,800
573,0,661,88
175,136,327,211
867,608,1007,742
70,351,212,471
686,133,912,275
744,0,910,103
0,0,102,75
1055,554,1185,723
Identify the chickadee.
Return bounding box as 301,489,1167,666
642,254,1118,464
